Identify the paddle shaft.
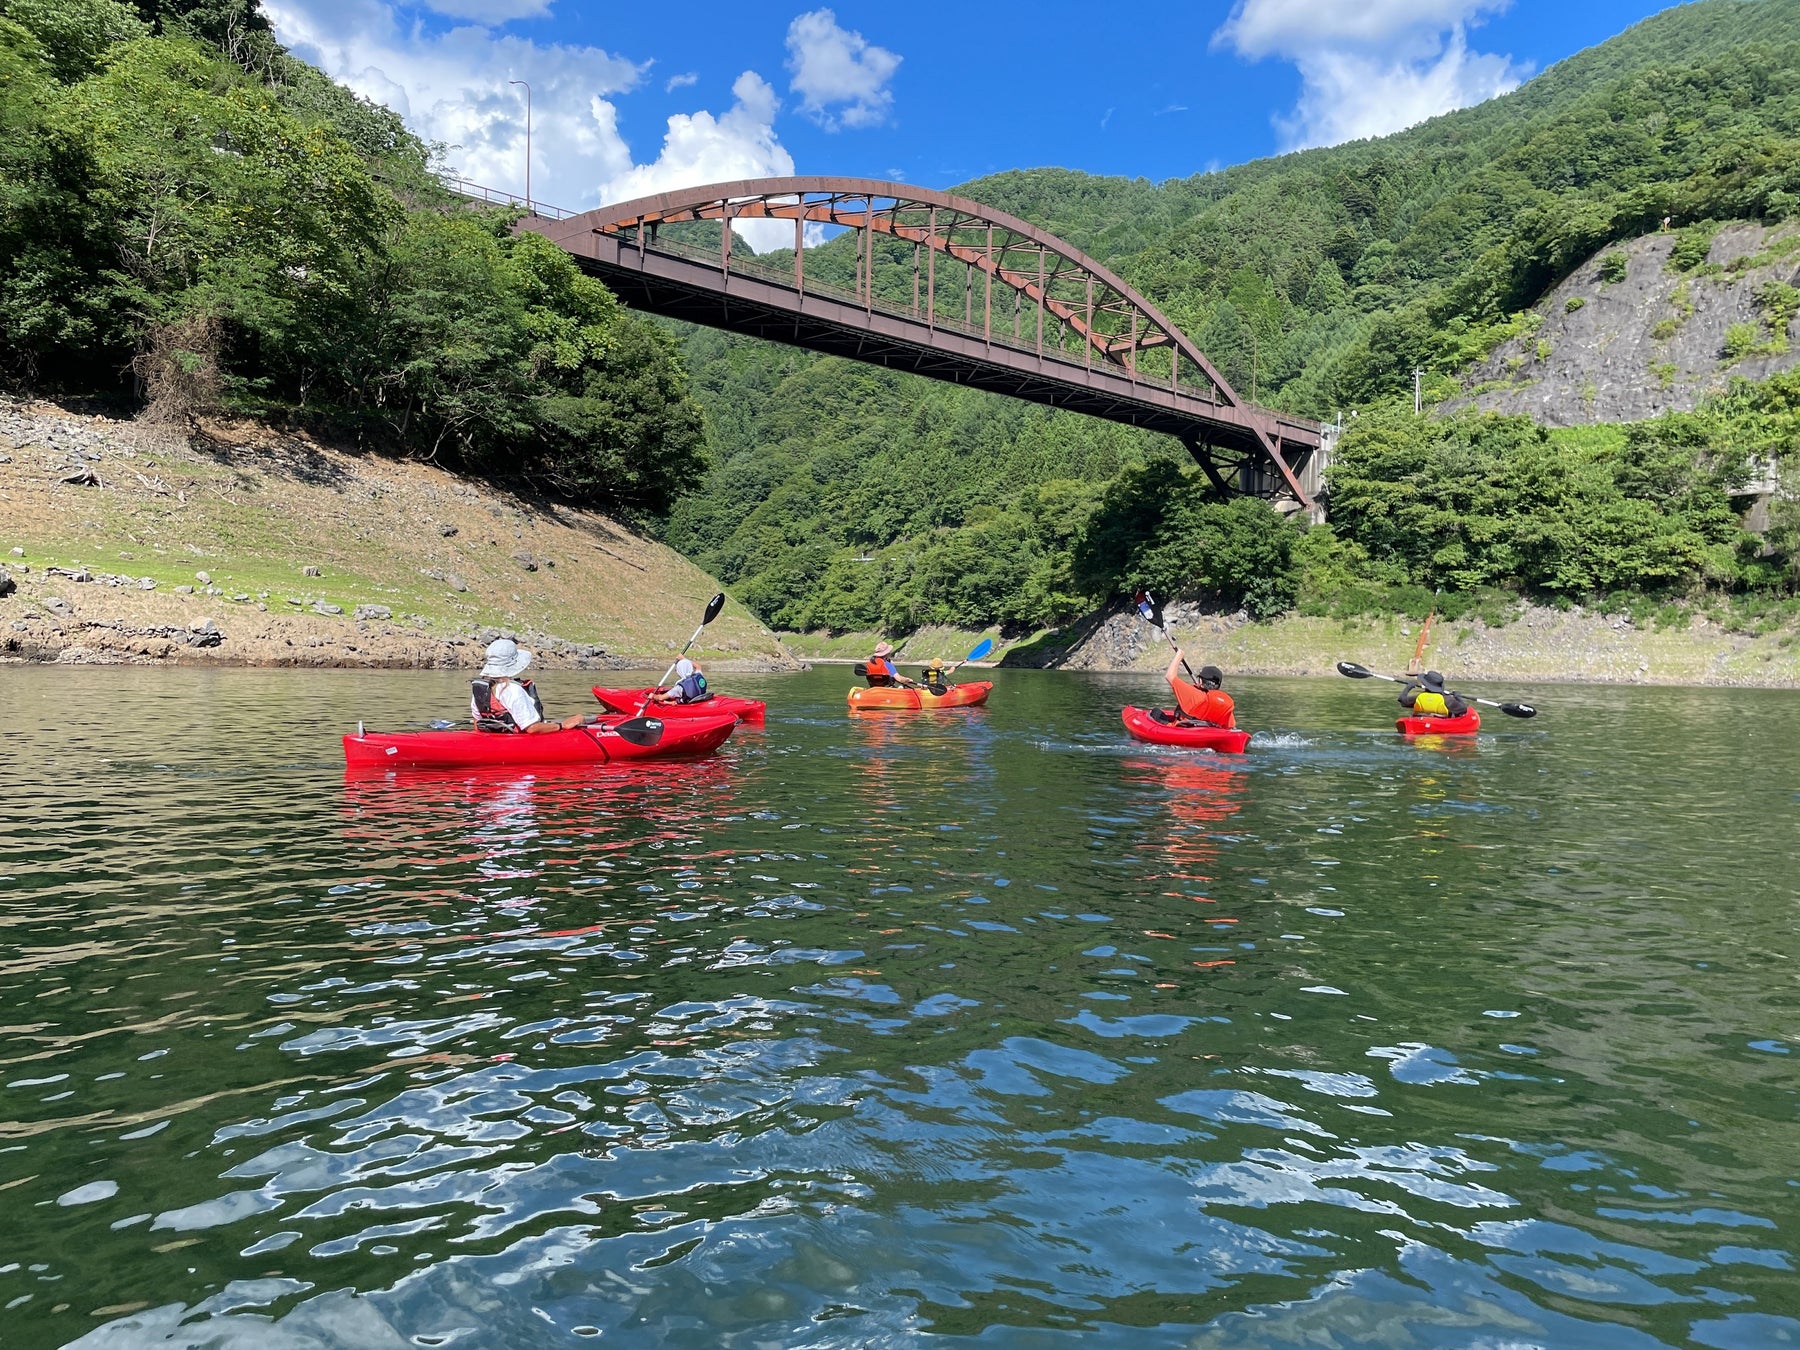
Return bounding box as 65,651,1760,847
1138,594,1199,681
1342,663,1526,714
621,593,728,741
648,621,707,700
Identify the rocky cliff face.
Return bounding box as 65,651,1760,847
1456,221,1800,425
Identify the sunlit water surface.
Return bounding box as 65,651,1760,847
2,665,1796,1348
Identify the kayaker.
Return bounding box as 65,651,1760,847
864,642,919,690
650,656,709,704
1164,649,1236,728
471,639,592,734
1398,670,1469,719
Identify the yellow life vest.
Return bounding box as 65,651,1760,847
1411,689,1450,716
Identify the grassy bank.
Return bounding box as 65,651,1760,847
0,399,793,669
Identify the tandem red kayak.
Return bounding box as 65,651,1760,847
590,686,766,722
343,713,740,769
1120,706,1252,754
1396,709,1481,736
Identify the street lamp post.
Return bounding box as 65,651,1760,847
508,79,531,214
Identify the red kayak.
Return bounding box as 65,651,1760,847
1121,706,1252,754
344,712,739,769
591,685,765,722
1397,709,1481,736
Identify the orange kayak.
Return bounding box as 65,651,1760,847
847,681,992,711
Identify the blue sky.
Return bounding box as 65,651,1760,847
268,0,1678,228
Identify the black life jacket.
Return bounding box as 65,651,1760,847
471,677,545,732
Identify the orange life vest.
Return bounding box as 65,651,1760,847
1173,681,1236,728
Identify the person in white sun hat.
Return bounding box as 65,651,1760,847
470,638,593,734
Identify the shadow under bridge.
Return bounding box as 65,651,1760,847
519,176,1323,509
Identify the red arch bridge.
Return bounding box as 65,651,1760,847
473,175,1326,509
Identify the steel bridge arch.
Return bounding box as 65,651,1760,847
519,176,1320,506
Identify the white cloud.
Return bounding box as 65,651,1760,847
664,71,698,92
785,8,900,130
267,0,807,241
412,0,549,21
267,0,643,207
598,71,797,251
1215,0,1526,149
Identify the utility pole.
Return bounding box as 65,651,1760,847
1251,328,1259,403
509,80,532,214
1413,367,1423,414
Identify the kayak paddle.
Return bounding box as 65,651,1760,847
616,593,728,745
1336,660,1538,718
923,637,996,694
944,636,994,673
1134,590,1198,681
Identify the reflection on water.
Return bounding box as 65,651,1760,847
0,666,1795,1348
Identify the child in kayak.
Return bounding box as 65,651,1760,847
650,656,709,704
1161,648,1236,728
471,638,593,734
1398,671,1469,719
864,642,919,690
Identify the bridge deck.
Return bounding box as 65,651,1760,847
563,231,1319,466
512,176,1324,504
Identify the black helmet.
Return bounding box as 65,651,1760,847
1422,670,1447,691
1198,664,1224,689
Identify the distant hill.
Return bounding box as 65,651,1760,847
668,0,1800,635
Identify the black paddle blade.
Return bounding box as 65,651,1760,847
852,662,869,677
610,716,665,747
703,592,726,625
1498,701,1538,719
1337,661,1375,679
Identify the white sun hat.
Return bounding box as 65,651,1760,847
480,638,532,678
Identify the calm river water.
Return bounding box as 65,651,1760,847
2,665,1796,1348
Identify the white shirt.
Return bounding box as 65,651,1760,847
473,678,542,729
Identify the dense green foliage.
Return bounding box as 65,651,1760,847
668,0,1800,633
0,0,704,512
6,0,1800,628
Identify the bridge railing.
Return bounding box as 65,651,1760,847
439,174,578,222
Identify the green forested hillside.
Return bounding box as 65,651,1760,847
0,0,704,513
5,0,1800,634
667,0,1800,633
